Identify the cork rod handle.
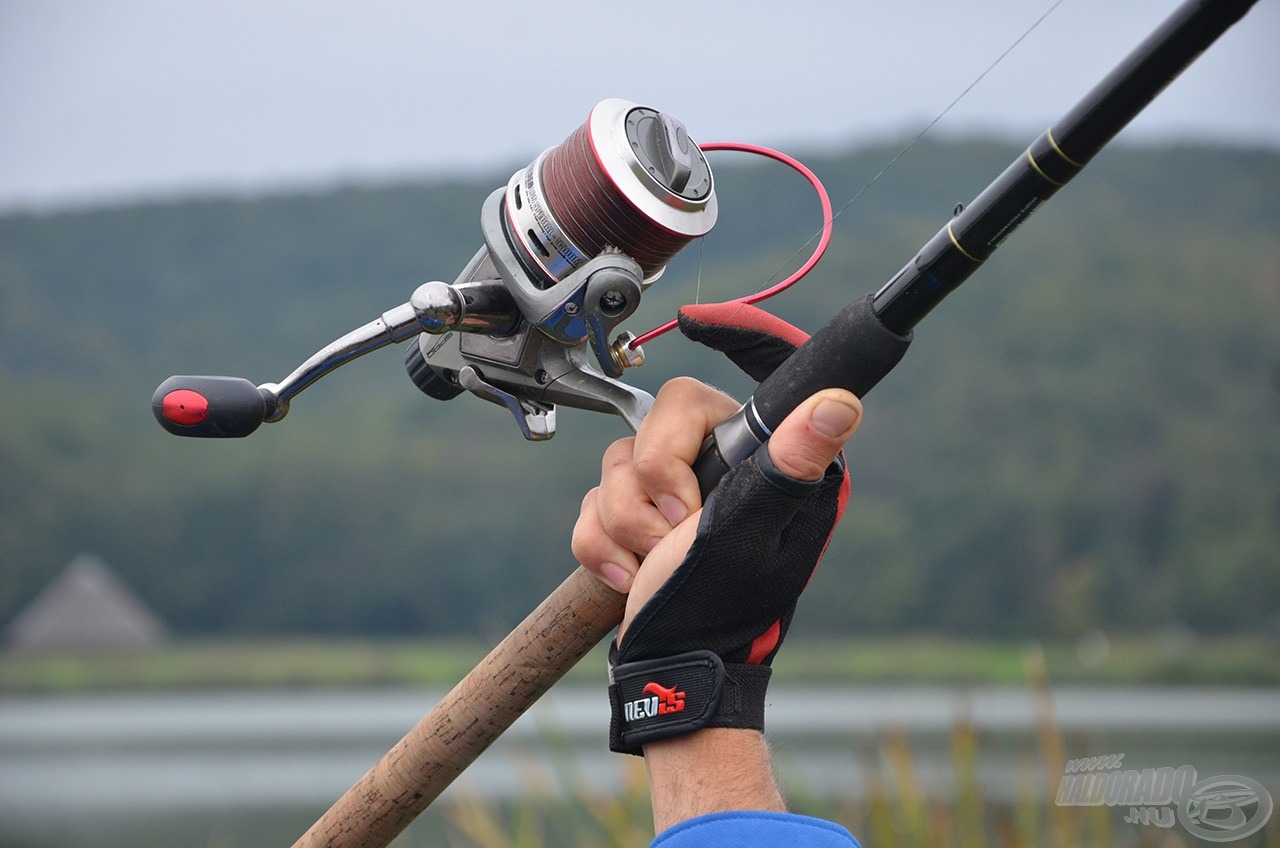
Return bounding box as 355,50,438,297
292,566,624,848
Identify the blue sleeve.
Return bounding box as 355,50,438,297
650,811,860,847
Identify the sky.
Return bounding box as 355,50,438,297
1,0,1277,212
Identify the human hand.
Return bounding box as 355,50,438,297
572,379,861,633
571,302,863,755
573,299,862,602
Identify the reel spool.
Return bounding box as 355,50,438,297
502,98,718,287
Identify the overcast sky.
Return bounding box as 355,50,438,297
2,0,1277,212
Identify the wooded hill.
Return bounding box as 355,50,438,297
2,138,1277,640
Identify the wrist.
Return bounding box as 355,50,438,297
644,728,785,833
608,651,771,754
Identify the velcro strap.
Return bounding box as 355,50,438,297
608,651,771,755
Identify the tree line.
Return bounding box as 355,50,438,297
1,138,1277,640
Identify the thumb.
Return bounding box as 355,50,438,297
765,389,862,482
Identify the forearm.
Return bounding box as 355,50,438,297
644,728,786,833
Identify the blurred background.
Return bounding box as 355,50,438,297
2,1,1278,846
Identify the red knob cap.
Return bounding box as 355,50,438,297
161,389,210,425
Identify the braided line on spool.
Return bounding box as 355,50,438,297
541,122,694,280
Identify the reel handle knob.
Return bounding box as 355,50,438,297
152,375,270,438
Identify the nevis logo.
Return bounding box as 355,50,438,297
624,681,686,722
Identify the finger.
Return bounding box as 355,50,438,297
630,377,740,526
596,438,672,557
766,388,862,482
571,488,642,593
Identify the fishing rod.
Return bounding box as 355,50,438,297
691,0,1262,494
285,2,1262,846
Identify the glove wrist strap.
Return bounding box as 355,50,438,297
608,650,771,755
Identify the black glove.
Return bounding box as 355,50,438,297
608,302,850,755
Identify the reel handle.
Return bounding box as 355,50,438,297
152,375,271,438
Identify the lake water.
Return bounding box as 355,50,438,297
2,685,1278,847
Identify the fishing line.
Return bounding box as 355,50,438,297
694,233,706,306
826,0,1069,228
629,141,833,347
631,0,1068,349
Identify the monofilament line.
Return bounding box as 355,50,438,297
750,0,1069,296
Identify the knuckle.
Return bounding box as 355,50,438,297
654,375,706,403
593,489,630,534
600,438,634,473
629,448,664,482
652,377,736,416
775,443,835,483
570,525,595,563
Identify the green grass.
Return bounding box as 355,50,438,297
0,637,490,692
774,634,1280,686
2,633,1277,693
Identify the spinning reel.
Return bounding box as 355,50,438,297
152,99,719,440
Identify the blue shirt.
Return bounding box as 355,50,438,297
651,811,860,847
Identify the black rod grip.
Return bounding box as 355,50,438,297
692,294,912,497
753,294,912,429
152,375,269,438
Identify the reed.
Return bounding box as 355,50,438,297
429,644,1276,848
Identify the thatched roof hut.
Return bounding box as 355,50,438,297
4,554,167,654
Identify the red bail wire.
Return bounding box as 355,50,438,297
628,142,833,350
